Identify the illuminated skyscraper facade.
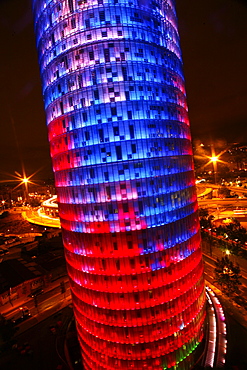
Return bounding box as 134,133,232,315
33,0,205,369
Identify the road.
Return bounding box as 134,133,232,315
2,276,70,316
203,249,247,301
23,209,61,228
199,198,247,206
203,252,247,368
0,305,75,370
199,197,247,219
225,311,247,369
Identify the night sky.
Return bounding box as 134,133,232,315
0,0,247,181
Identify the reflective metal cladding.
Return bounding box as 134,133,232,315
32,0,206,369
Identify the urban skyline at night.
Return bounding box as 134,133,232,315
0,0,247,181
1,1,247,369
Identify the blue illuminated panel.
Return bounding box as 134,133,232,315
33,1,206,369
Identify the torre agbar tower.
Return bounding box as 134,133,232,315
33,0,206,369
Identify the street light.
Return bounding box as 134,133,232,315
20,176,30,204
209,156,219,184
3,168,41,203
22,177,29,184
13,172,33,204
210,156,219,163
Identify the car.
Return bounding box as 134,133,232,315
28,288,44,298
9,306,31,325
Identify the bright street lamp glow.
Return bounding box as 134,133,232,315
210,156,219,163
22,177,29,184
225,250,230,255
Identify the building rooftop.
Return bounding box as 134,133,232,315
0,259,37,294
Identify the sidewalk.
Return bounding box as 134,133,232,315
0,274,69,317
203,246,247,329
206,247,247,276
15,294,73,336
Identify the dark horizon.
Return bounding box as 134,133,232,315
0,0,247,181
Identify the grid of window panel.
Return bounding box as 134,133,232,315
32,0,206,369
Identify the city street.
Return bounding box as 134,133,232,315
203,247,247,368
225,311,247,369
0,305,75,370
1,276,71,322
203,246,247,299
2,203,247,369
1,0,247,366
1,250,247,369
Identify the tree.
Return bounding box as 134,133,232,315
0,211,9,219
60,281,65,293
29,198,41,207
199,207,214,229
218,186,231,198
199,208,209,218
214,256,242,296
214,218,247,256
